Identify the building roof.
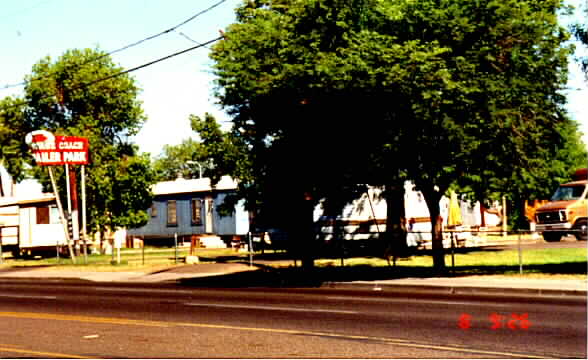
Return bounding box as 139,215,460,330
152,175,238,196
0,193,56,207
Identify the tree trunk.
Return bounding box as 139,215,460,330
480,202,486,227
384,181,407,258
287,191,316,270
421,186,446,273
300,191,316,270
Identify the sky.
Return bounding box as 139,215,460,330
1,0,238,156
1,0,587,158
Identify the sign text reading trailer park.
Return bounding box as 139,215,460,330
25,130,89,165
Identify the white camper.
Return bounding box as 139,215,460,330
315,182,502,249
0,194,67,257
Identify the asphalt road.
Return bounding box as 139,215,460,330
0,280,585,358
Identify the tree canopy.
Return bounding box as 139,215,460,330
211,0,570,269
209,0,585,271
0,97,29,181
152,138,209,181
0,48,154,234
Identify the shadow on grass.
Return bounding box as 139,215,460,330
196,250,291,264
197,246,512,264
177,261,587,288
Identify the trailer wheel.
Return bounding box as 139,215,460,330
543,232,562,242
573,219,587,241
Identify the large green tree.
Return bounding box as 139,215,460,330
210,0,407,268
0,97,29,182
210,0,582,271
0,48,154,237
373,0,576,270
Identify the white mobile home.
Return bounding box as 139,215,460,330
315,182,503,248
127,176,250,248
0,194,67,257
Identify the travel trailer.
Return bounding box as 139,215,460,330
0,194,67,257
315,182,502,250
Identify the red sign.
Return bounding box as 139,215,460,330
26,131,89,165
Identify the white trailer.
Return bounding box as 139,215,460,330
314,182,502,249
0,194,67,257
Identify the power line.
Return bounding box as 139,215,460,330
83,37,222,89
0,0,227,91
0,0,53,22
0,36,222,112
176,31,212,49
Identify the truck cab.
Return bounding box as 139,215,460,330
535,168,588,242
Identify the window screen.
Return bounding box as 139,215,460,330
191,199,202,225
167,200,177,226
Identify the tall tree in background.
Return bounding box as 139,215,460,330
189,113,259,219
0,97,29,182
0,48,154,237
152,139,209,181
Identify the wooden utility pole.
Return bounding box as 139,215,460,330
502,196,507,237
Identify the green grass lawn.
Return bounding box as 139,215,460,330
1,246,585,279
0,247,247,272
318,247,586,266
316,247,587,279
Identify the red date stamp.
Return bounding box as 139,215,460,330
458,313,531,330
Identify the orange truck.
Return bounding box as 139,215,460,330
535,168,587,242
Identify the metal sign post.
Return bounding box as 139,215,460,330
56,237,60,264
117,242,121,265
174,233,178,264
248,231,253,267
450,232,456,275
518,232,523,275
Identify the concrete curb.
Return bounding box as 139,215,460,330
321,281,587,298
0,274,585,299
1,263,585,298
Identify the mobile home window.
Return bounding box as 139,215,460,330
36,206,50,224
150,203,158,217
167,200,177,226
191,199,202,225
